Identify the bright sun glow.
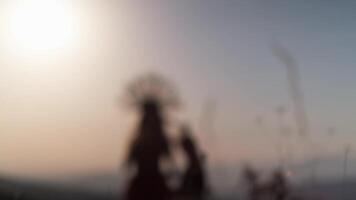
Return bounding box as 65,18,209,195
6,0,79,53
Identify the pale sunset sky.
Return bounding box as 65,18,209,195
0,0,356,180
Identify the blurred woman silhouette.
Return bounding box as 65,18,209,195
124,73,179,200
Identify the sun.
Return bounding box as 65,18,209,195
5,0,79,53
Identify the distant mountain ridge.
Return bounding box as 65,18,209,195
0,176,115,200
2,175,356,200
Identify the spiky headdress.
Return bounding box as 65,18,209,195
125,73,180,112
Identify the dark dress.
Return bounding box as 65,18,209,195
126,138,170,200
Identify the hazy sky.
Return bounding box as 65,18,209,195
0,0,356,180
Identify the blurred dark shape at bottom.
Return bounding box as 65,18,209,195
126,173,170,200
242,166,292,200
0,189,15,200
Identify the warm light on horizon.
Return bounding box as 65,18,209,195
4,0,79,54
